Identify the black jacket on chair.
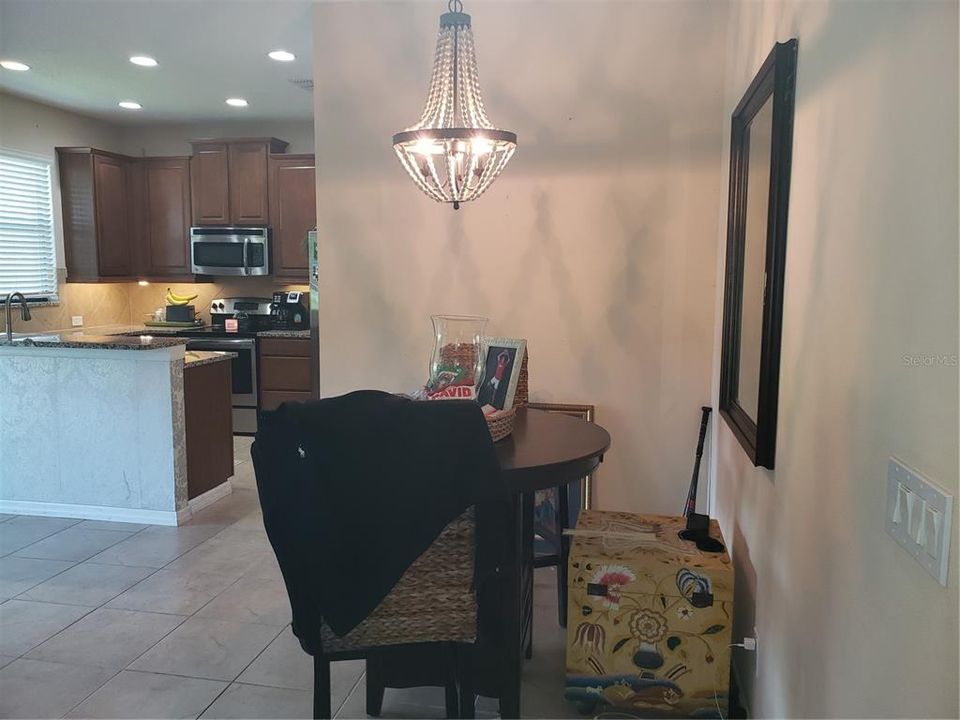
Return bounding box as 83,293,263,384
251,390,506,654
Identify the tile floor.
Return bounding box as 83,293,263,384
0,437,577,719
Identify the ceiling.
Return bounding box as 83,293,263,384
0,0,313,124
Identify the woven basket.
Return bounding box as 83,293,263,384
515,350,529,407
485,406,516,442
319,509,476,652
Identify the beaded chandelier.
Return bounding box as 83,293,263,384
392,0,517,210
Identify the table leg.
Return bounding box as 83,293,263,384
557,484,570,628
521,490,534,661
499,491,524,719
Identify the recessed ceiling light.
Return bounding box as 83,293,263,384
0,60,30,71
226,98,249,107
118,100,142,110
268,50,296,62
129,55,158,67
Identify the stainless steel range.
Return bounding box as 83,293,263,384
179,297,273,435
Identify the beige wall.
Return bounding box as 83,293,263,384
708,1,959,717
120,119,314,157
0,92,132,330
312,0,728,513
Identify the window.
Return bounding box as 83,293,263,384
0,149,57,300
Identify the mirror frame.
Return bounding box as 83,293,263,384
719,39,798,470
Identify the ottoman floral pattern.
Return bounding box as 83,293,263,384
565,511,733,718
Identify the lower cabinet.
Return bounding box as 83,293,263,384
184,359,234,500
259,337,313,411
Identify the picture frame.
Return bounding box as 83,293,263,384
526,402,597,512
719,39,797,470
477,337,527,412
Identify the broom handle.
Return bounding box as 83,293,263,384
683,406,713,517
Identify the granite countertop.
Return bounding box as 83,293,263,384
98,324,201,336
0,332,187,350
184,350,237,368
257,329,311,339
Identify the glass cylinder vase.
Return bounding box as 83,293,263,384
427,314,488,397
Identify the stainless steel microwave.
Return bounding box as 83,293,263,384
190,227,270,276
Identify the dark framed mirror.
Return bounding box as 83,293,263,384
720,39,798,470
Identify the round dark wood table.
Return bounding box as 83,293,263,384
495,407,611,492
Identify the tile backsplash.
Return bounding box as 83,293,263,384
129,277,309,325
9,273,307,334
11,272,132,333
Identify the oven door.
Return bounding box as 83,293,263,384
185,338,259,433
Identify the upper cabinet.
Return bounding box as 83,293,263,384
56,137,309,282
190,142,230,225
58,148,134,280
141,157,192,276
58,148,196,282
190,137,288,226
268,154,316,278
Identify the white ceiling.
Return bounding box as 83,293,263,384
0,0,313,124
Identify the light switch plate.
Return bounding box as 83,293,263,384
886,458,953,586
71,316,83,327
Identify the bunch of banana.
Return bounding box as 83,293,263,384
165,288,198,306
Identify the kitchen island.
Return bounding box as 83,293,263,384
0,334,234,525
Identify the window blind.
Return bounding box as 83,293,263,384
0,149,58,299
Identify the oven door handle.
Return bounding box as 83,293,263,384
185,338,256,348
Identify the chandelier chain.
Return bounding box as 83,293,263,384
447,0,463,13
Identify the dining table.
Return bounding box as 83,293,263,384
375,406,611,718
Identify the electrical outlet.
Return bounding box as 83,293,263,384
71,316,83,327
754,626,759,678
886,458,953,585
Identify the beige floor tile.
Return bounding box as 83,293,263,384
89,525,223,568
0,516,81,556
163,534,273,581
13,527,135,562
200,682,312,719
194,573,291,626
0,658,115,719
26,607,185,669
19,561,155,606
0,599,92,656
107,568,237,616
0,555,74,600
65,669,227,719
74,520,150,532
238,626,363,698
129,616,282,681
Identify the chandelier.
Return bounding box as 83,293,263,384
392,0,517,210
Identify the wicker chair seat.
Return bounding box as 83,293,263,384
319,508,477,653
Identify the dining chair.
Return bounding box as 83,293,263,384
252,432,480,720
312,508,478,719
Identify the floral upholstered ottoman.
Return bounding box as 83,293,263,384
565,511,733,718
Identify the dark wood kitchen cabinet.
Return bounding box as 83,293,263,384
141,157,192,275
57,147,134,281
268,154,316,279
184,358,234,500
189,137,288,226
190,142,230,225
259,337,313,411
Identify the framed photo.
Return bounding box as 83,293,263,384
477,337,526,412
527,403,596,516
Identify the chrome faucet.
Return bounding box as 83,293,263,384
4,292,31,341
